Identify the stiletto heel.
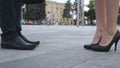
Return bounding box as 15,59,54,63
91,30,120,52
115,41,117,51
115,38,120,51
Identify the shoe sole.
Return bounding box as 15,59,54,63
1,44,37,50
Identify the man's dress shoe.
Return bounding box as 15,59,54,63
20,35,40,45
1,36,37,50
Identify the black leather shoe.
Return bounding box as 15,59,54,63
1,36,37,50
20,35,40,45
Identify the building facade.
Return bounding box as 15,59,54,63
45,0,65,25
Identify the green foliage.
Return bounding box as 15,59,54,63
84,0,95,25
63,0,72,19
24,2,46,21
73,0,77,14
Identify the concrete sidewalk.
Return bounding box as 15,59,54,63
0,25,120,68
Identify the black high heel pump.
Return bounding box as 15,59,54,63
84,37,102,49
91,30,120,52
84,44,98,49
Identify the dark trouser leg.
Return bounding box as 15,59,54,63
15,1,24,36
0,0,38,50
0,0,18,41
14,2,40,45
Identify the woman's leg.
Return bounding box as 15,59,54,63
99,0,119,46
92,0,106,44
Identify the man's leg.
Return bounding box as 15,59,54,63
15,2,40,45
14,0,24,36
1,0,18,40
0,0,37,50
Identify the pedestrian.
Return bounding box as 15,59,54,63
46,12,51,26
84,0,120,52
0,0,44,50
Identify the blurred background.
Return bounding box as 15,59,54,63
21,0,120,26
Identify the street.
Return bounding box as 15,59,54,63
0,25,120,68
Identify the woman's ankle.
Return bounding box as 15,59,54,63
106,29,117,36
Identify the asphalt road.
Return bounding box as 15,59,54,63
0,25,120,68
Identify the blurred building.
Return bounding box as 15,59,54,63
45,0,65,25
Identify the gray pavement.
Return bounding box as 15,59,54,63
0,25,120,68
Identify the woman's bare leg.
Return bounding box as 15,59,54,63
92,0,106,44
99,0,119,46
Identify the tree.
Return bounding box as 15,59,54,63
73,0,77,15
84,0,95,25
63,0,72,19
24,2,46,21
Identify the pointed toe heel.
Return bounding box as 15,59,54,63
91,30,120,52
